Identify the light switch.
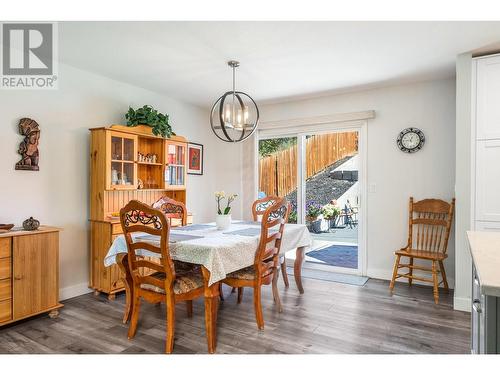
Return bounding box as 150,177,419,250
368,183,377,193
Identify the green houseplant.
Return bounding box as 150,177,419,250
125,105,173,138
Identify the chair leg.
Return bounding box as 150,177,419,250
389,255,401,293
186,300,193,318
281,259,289,288
408,257,414,287
231,287,236,294
127,293,141,339
272,268,283,313
165,295,176,353
253,286,264,330
237,287,243,304
123,281,132,324
432,261,439,304
439,260,449,292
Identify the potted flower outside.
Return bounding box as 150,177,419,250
322,202,341,229
215,191,237,230
306,202,323,233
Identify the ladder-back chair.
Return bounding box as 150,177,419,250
223,197,289,329
389,197,455,304
152,196,188,227
251,196,290,288
120,200,205,353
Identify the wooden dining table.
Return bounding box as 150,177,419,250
104,220,312,353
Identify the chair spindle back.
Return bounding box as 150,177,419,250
407,197,455,254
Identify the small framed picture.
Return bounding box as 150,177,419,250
187,142,204,175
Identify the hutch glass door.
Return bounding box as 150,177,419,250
165,141,186,188
109,132,137,190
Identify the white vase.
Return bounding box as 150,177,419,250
216,214,232,230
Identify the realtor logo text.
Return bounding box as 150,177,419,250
1,22,58,89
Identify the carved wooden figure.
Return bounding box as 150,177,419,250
15,118,40,171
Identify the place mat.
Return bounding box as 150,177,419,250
233,220,261,226
135,233,204,243
223,227,278,237
174,224,215,231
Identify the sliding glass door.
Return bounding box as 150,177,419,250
258,128,362,274
258,136,298,223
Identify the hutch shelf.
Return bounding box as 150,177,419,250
89,125,192,299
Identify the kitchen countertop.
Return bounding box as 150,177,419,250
467,231,500,297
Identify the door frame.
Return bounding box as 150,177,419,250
255,120,368,276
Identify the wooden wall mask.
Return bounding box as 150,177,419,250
15,118,40,171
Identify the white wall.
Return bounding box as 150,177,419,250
0,63,239,300
242,79,457,285
453,53,473,311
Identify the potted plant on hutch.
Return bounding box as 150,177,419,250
125,105,174,138
215,191,237,230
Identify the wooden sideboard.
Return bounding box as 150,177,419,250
89,124,192,299
0,226,63,327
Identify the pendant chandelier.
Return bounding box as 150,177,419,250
210,60,259,142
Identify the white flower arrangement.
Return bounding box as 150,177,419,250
215,191,238,215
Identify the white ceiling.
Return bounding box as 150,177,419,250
59,21,500,108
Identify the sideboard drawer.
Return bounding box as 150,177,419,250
0,238,11,258
0,258,11,280
0,279,11,301
0,299,11,322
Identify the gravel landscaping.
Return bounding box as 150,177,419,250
285,156,356,207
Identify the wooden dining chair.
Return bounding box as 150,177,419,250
223,197,289,329
120,200,205,353
152,196,227,302
152,196,188,227
389,197,455,304
252,196,290,288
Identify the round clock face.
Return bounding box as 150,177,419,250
397,127,425,153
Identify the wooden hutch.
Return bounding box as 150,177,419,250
89,125,191,299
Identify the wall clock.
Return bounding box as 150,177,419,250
397,127,425,153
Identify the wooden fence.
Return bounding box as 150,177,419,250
258,132,358,197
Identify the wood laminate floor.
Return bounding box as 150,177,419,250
0,278,470,354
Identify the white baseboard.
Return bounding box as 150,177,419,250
59,283,93,301
367,267,455,289
453,296,471,312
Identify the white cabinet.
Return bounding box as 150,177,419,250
475,221,500,232
476,56,500,140
471,53,500,355
475,140,500,222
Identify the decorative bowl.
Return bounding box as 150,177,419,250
0,224,14,232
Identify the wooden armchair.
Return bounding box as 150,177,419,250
389,197,455,304
120,200,205,353
223,197,289,329
152,196,188,227
252,196,290,288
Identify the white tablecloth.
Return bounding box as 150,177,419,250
104,221,312,285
